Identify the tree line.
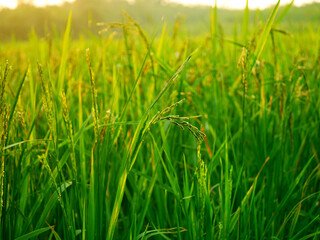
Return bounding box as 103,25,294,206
0,0,319,40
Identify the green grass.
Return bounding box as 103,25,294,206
0,3,320,240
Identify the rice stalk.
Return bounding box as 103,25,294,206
0,62,10,227
37,63,57,148
60,91,77,180
124,12,157,92
0,61,10,117
0,104,10,223
96,22,130,35
196,143,207,239
238,46,249,237
86,49,99,144
124,12,150,51
150,100,205,143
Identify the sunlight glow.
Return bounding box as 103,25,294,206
168,0,320,9
33,0,74,7
0,0,17,8
0,0,320,9
0,0,74,9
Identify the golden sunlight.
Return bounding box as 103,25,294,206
169,0,320,9
1,0,320,9
0,0,74,8
33,0,74,7
0,0,17,8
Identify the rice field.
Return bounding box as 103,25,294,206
0,1,320,239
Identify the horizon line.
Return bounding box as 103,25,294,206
0,0,319,10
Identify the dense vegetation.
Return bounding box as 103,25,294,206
0,0,320,40
0,1,320,239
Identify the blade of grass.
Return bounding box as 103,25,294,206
57,11,72,92
242,0,249,42
6,66,28,145
247,0,280,75
275,0,294,25
15,227,51,240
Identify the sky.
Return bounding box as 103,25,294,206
0,0,319,9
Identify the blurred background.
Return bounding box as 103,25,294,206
0,0,319,40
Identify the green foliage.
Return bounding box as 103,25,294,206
0,2,320,240
0,0,319,40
